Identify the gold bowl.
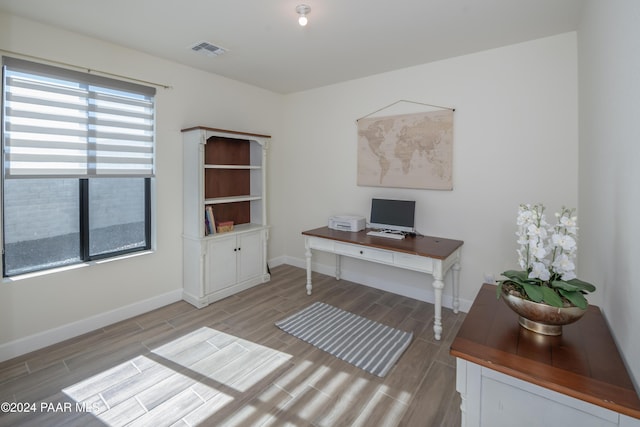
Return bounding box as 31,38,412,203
501,288,587,336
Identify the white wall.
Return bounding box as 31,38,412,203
0,12,588,372
577,0,640,388
0,12,283,359
274,33,579,310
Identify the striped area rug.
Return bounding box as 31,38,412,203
275,302,413,377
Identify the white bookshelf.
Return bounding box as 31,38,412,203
181,126,270,308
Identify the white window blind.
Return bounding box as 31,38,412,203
2,57,155,178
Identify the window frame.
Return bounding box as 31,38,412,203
80,177,152,262
1,57,154,278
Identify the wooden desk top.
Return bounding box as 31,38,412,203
302,226,463,260
450,284,640,419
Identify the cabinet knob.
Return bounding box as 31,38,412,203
359,250,363,255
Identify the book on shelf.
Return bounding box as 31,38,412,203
217,221,234,233
205,206,216,235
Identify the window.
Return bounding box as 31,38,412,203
2,58,155,277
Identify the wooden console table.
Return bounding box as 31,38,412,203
450,284,640,427
302,226,463,340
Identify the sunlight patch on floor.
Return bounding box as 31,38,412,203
352,389,409,427
62,327,292,426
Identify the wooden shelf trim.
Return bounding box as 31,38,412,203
204,164,261,170
181,126,271,139
205,195,262,205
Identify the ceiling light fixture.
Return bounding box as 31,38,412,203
296,4,311,27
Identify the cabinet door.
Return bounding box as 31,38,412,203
237,231,264,283
206,234,237,293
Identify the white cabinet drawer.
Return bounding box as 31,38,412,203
480,367,619,427
308,237,335,252
334,242,394,263
393,252,433,272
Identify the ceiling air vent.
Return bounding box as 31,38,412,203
189,41,227,57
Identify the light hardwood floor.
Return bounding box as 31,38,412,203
0,265,464,426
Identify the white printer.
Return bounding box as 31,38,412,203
328,215,366,232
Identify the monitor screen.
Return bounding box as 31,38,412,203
369,198,416,232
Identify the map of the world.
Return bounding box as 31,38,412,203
357,109,453,190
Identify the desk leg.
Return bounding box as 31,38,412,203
335,254,341,280
433,272,444,341
305,244,313,295
452,261,461,314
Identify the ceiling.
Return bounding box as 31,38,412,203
0,0,584,94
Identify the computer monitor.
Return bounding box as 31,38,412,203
369,198,416,233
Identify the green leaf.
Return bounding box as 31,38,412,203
521,282,543,303
550,280,580,292
540,286,563,308
566,278,596,293
559,289,588,310
500,271,544,290
501,270,529,282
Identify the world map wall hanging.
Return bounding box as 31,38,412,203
356,108,454,190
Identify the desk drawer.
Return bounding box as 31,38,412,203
308,237,335,252
394,252,433,272
335,242,393,263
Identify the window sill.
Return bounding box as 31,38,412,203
2,250,154,283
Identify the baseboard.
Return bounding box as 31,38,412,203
283,255,473,313
0,288,183,363
182,290,208,309
267,255,287,269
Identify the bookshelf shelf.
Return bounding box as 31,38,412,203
202,222,265,240
204,195,262,205
204,164,262,170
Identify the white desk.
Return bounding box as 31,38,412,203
302,227,463,340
